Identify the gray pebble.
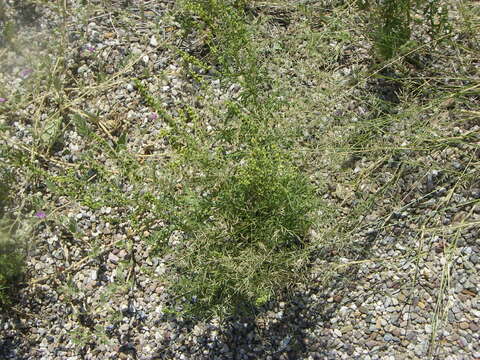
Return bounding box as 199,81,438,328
108,252,119,264
457,336,468,348
383,333,393,342
470,254,480,265
414,344,426,356
448,311,455,322
405,331,417,341
452,161,463,170
358,306,369,314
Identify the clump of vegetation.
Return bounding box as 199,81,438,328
0,230,25,309
0,171,25,309
145,0,319,319
371,0,412,59
360,0,451,59
177,0,252,76
154,142,316,318
0,170,11,219
0,19,15,48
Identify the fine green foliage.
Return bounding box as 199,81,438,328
421,1,452,42
177,0,252,77
361,0,451,59
0,169,25,309
0,224,25,309
153,142,316,318
372,0,412,59
145,0,319,319
0,169,11,219
0,20,15,48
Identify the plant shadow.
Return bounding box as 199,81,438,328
149,237,379,359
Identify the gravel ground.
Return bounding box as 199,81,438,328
1,1,479,359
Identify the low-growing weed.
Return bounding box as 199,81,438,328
142,0,321,319
152,141,317,319
360,0,451,59
0,169,23,309
0,222,25,309
372,0,412,60
176,0,252,77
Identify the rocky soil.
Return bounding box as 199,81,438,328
1,1,479,359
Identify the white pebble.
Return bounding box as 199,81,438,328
150,35,158,47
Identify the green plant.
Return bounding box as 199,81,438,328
176,0,254,79
420,0,451,40
1,20,16,47
153,142,316,319
0,225,25,309
137,0,320,320
374,0,411,59
0,168,12,219
0,152,25,308
0,1,6,23
361,0,451,59
177,0,279,117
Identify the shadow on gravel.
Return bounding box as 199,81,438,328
0,334,28,360
366,69,402,106
0,303,30,360
150,237,379,360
